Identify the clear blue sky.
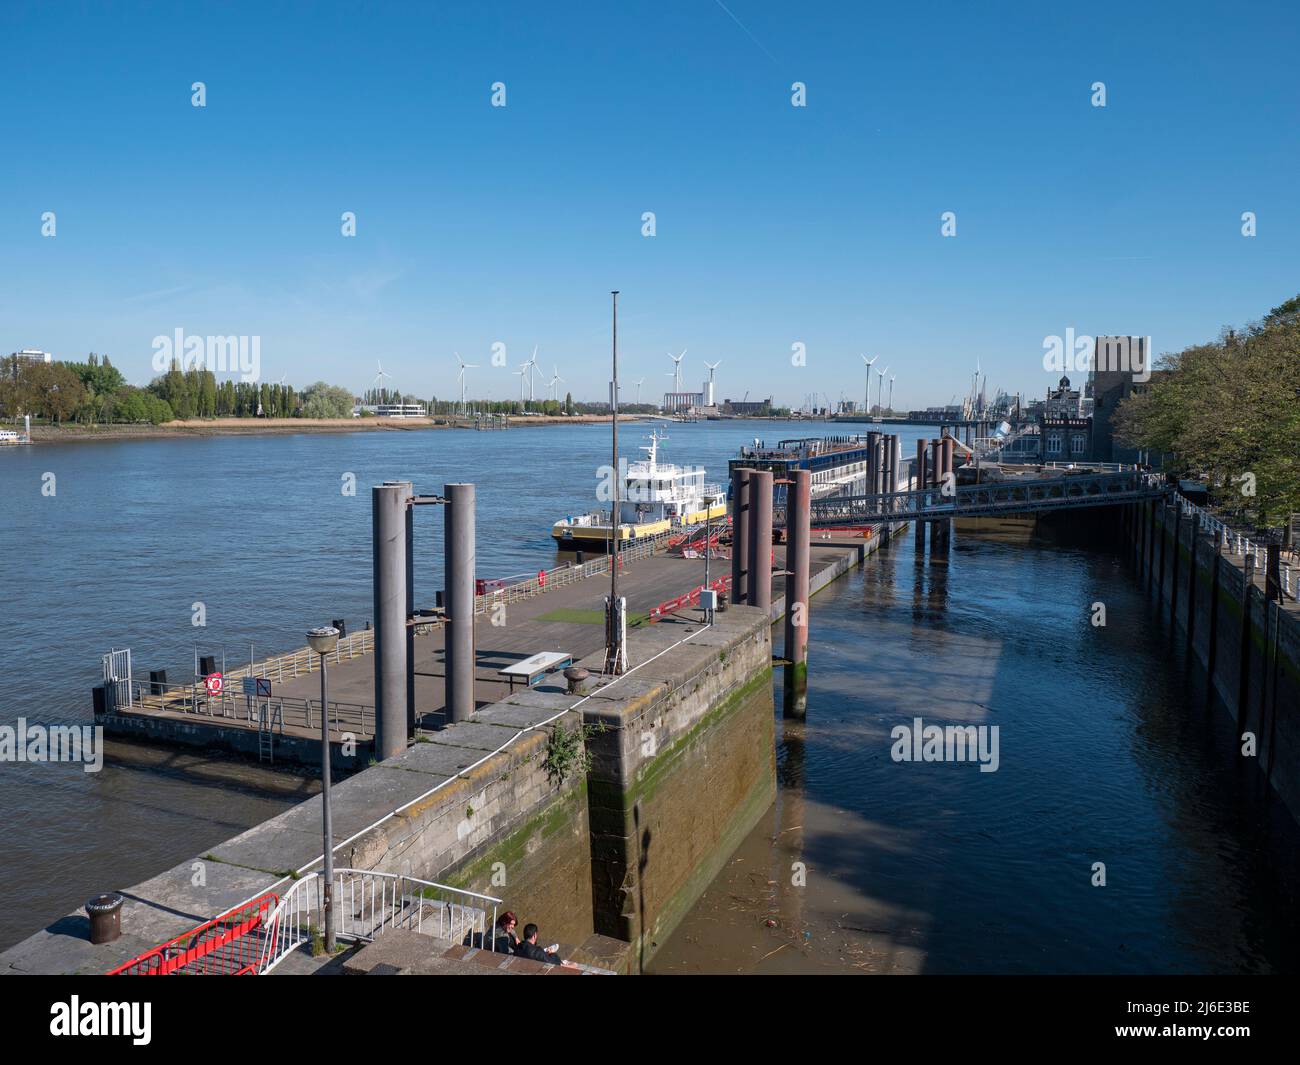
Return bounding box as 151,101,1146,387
2,1,1297,409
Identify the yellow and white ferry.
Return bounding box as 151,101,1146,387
551,432,727,550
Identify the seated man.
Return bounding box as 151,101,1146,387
513,923,566,966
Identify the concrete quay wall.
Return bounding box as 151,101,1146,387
1129,498,1300,821
0,599,777,975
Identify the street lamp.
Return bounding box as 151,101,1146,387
306,624,339,954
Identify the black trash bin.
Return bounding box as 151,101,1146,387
86,893,124,945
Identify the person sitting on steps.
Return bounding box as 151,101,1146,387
513,923,578,968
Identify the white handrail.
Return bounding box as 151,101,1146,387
1166,493,1294,600
257,868,503,975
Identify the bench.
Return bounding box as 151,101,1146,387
498,651,573,691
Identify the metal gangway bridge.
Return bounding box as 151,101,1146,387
778,467,1165,528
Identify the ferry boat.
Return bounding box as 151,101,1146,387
552,432,727,550
1,417,34,445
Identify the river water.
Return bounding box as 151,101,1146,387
650,516,1300,974
2,421,1296,971
0,419,896,951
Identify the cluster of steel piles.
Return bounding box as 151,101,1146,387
913,430,957,554
371,481,477,761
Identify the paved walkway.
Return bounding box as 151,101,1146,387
275,534,873,730
113,532,878,742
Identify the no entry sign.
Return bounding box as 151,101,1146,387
243,676,272,697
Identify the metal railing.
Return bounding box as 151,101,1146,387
785,469,1164,527
473,531,668,614
257,868,503,975
126,679,372,736
222,629,376,685
109,892,280,975
1168,493,1296,600
780,470,1170,527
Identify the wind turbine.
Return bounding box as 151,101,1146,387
877,366,889,417
455,352,478,411
525,345,540,402
548,364,564,401
514,361,530,402
667,349,686,392
860,354,878,414
633,377,645,405
888,373,896,415
372,360,393,404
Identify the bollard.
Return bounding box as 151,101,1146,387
372,483,409,759
748,470,774,613
86,893,124,945
564,666,589,695
445,483,477,725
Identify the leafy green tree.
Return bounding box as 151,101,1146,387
1114,299,1300,528
300,382,355,418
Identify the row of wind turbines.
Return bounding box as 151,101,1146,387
450,347,719,409
860,354,897,415
451,347,567,407
393,348,886,413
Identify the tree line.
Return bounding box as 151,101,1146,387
2,352,729,427
0,354,361,424
1114,294,1300,531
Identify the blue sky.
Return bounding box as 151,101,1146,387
1,1,1297,409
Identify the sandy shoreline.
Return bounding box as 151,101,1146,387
27,414,636,444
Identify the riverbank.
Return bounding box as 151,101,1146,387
27,413,635,444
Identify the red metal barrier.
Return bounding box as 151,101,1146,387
811,524,876,538
107,892,280,975
647,576,732,623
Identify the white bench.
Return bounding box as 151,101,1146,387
498,651,573,691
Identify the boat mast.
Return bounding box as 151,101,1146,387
605,290,627,675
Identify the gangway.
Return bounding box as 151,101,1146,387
780,469,1165,528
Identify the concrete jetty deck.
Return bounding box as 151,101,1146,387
98,530,888,766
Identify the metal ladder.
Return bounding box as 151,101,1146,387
256,701,282,763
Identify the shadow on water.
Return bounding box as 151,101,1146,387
650,513,1300,974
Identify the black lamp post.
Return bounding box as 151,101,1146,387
306,625,339,953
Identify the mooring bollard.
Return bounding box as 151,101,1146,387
86,893,124,945
564,666,589,695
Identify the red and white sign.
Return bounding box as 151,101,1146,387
204,672,224,696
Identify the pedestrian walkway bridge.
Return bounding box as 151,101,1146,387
781,469,1165,527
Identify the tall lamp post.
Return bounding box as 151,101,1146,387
604,290,627,675
306,625,339,953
